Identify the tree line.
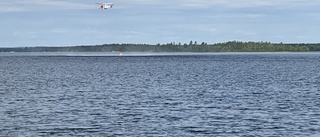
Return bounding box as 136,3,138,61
1,41,319,52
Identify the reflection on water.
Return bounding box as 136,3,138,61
1,53,320,136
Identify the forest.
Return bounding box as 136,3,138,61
1,41,319,52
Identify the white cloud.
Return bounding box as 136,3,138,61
189,0,320,9
0,0,93,12
1,0,320,46
117,0,320,9
2,0,320,12
246,14,266,18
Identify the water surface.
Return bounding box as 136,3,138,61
1,53,320,136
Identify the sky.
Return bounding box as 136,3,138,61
1,0,320,47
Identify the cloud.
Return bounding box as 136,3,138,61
0,0,93,12
246,14,266,18
189,0,320,9
117,0,320,9
2,0,320,12
1,0,320,46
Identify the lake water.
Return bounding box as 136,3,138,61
1,52,320,136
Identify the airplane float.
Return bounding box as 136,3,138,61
96,3,114,9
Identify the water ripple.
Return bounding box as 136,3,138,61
1,54,320,136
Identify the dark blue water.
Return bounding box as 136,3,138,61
1,53,320,136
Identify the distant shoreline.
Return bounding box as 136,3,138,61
1,41,320,52
1,52,320,57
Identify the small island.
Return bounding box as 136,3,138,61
1,41,320,52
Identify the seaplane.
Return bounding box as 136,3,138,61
96,3,114,9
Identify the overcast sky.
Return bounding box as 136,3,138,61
1,0,320,47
